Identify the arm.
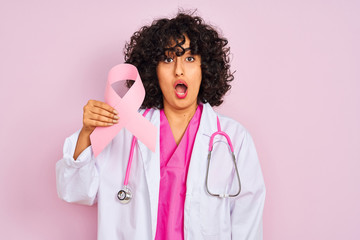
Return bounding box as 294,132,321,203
73,128,92,160
56,100,119,205
231,130,266,239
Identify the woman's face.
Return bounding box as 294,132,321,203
156,35,202,111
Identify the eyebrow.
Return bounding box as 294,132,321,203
164,47,191,57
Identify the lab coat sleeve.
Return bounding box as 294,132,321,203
56,130,99,206
231,130,266,240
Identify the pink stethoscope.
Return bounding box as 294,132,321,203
117,109,241,204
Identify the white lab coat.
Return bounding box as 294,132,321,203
56,103,265,240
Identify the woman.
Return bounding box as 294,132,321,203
56,12,265,240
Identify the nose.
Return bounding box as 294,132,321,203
174,57,184,76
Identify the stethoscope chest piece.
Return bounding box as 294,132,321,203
117,186,132,204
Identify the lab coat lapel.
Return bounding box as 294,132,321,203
186,103,218,194
137,105,218,237
137,109,160,239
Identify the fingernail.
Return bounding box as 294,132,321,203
113,120,118,123
108,123,113,126
114,115,119,119
113,110,118,114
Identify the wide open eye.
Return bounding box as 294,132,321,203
164,57,174,63
186,56,195,62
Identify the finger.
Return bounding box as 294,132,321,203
91,100,118,115
90,114,118,124
86,119,114,127
85,112,118,124
90,108,119,120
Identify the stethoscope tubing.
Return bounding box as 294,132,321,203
205,117,241,198
124,136,137,187
123,108,151,186
118,109,241,203
205,150,241,198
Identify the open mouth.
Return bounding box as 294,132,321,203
174,80,188,99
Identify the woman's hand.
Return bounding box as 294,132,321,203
73,100,118,160
82,100,119,134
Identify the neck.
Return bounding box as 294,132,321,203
163,101,198,145
163,102,198,126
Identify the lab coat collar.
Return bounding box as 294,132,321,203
198,103,219,136
186,103,219,195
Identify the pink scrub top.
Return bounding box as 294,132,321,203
155,105,203,240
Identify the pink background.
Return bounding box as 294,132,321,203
1,0,359,239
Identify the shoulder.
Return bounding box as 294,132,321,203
138,108,160,125
217,112,247,131
138,107,160,116
204,103,249,136
203,103,255,152
218,113,251,144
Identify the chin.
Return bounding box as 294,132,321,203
175,99,198,109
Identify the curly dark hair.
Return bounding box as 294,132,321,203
124,11,234,109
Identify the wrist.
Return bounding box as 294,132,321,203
80,127,93,136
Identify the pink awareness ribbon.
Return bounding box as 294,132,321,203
90,63,157,157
